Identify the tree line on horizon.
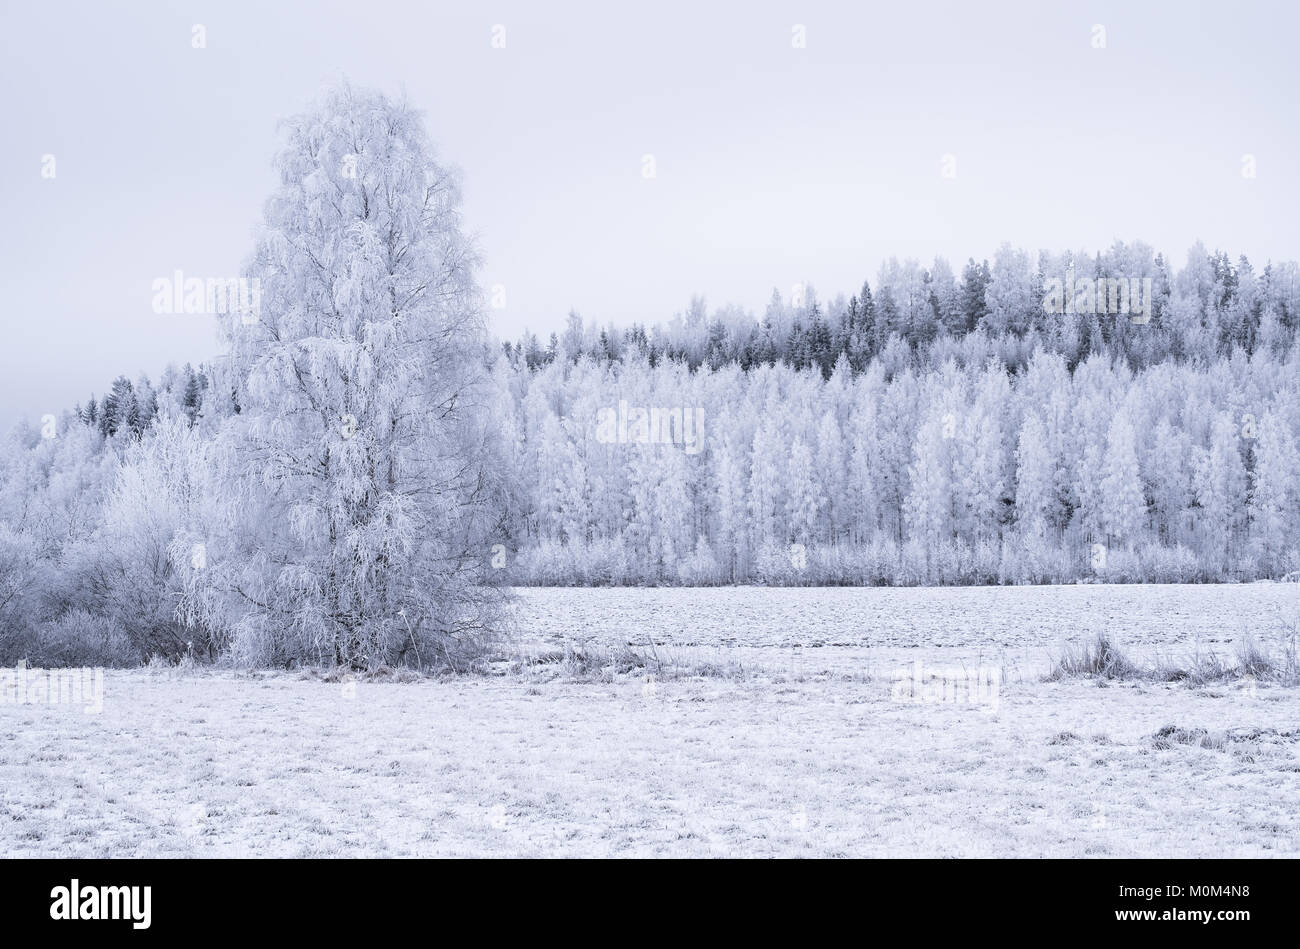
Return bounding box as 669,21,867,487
505,242,1300,379
16,239,1300,602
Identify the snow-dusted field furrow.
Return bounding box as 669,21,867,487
4,584,1297,858
3,670,1296,858
511,583,1300,675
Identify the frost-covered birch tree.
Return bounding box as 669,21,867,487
202,84,500,668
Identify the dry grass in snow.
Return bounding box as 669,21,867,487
2,664,1297,857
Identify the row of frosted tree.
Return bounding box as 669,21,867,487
74,363,209,440
493,345,1300,586
510,242,1300,377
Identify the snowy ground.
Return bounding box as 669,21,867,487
3,584,1298,858
513,582,1300,677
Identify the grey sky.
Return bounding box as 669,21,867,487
3,0,1298,429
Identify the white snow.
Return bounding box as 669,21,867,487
3,584,1297,857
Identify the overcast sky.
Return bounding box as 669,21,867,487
2,0,1298,429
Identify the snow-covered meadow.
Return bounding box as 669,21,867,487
513,582,1300,677
4,584,1296,858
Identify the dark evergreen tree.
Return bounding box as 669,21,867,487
101,376,135,438
959,258,991,333
181,365,203,426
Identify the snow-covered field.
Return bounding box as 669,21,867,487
3,584,1298,858
513,582,1300,677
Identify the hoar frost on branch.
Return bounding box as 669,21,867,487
182,84,504,668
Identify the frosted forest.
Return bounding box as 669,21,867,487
3,84,1300,670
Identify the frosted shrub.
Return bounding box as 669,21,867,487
0,526,38,661
1005,533,1071,585
575,538,633,586
31,610,134,668
1136,543,1201,583
809,543,855,585
56,413,226,662
516,539,570,586
897,540,930,586
569,541,630,585
676,535,722,585
753,542,797,585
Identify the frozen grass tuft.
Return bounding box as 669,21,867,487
1149,724,1300,756
1047,635,1141,680
510,642,750,683
1233,628,1300,684
1150,725,1226,751
1049,629,1300,687
1048,730,1083,744
302,665,427,684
